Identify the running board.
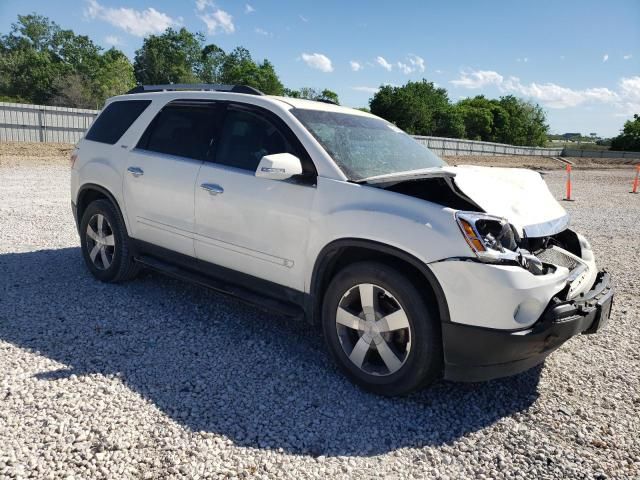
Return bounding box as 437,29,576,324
134,254,304,318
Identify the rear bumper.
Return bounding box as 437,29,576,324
442,270,614,382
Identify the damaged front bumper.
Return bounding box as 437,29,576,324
441,270,614,382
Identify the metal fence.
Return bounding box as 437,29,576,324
562,148,640,159
1,102,639,160
413,135,563,157
0,102,98,143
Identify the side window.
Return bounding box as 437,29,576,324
214,108,294,171
138,104,219,161
85,100,150,145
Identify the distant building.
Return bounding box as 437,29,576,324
562,132,581,139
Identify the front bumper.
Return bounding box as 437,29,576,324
442,270,614,382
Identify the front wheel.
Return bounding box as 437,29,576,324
322,261,442,396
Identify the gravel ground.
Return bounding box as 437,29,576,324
0,149,639,479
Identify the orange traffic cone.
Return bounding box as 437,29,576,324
563,164,574,201
631,165,640,194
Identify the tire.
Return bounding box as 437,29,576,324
321,261,442,396
79,199,140,283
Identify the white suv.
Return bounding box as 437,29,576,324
70,84,614,395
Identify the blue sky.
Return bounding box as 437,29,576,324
1,0,638,137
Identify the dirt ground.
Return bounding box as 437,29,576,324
445,155,639,170
0,142,637,171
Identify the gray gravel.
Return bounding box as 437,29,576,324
1,160,639,479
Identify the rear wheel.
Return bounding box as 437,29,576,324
322,261,442,396
79,199,140,283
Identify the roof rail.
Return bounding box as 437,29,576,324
315,98,339,105
126,84,264,96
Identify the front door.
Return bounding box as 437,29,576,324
194,104,316,291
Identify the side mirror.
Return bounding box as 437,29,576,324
255,153,303,181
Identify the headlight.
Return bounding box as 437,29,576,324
455,212,520,262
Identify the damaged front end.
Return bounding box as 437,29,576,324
364,166,599,302
453,210,598,300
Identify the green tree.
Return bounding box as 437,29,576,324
133,33,284,95
456,95,495,141
133,28,202,84
1,13,134,107
283,87,340,104
493,95,548,146
93,49,136,105
611,114,640,151
369,80,456,137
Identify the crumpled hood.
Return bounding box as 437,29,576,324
443,165,569,237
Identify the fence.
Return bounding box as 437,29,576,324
413,135,563,157
0,102,98,143
1,102,639,159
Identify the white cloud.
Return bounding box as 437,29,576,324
85,0,177,37
299,14,308,22
195,0,212,11
618,76,640,114
301,53,333,72
516,57,528,63
450,68,627,110
623,54,633,60
450,70,504,88
603,53,609,62
197,6,235,35
350,60,362,72
397,62,411,74
435,69,443,74
352,86,379,93
245,4,255,13
255,28,271,37
397,54,426,75
104,35,123,46
375,56,392,71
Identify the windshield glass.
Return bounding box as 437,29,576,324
291,108,446,181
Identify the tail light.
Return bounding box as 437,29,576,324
70,151,78,169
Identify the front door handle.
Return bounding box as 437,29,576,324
200,183,224,195
127,166,144,177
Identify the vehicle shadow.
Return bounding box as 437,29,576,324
0,247,542,457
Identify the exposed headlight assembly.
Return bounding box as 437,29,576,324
456,211,545,274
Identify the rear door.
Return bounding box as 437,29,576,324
194,103,317,291
123,101,222,257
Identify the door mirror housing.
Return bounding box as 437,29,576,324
255,153,303,181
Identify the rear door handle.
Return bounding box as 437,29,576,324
127,166,144,177
200,183,224,195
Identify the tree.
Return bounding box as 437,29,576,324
0,13,134,107
93,49,136,106
283,87,340,104
493,95,548,146
456,96,495,141
369,80,456,137
611,114,640,151
133,28,202,84
133,33,284,95
218,47,283,95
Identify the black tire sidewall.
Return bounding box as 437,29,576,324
322,262,442,396
79,200,127,282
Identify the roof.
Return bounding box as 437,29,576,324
109,88,375,118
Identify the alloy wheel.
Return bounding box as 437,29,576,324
335,283,412,376
85,213,115,270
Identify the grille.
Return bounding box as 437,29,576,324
536,246,579,270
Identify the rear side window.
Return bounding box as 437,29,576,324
85,100,151,145
214,107,294,171
137,104,220,161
